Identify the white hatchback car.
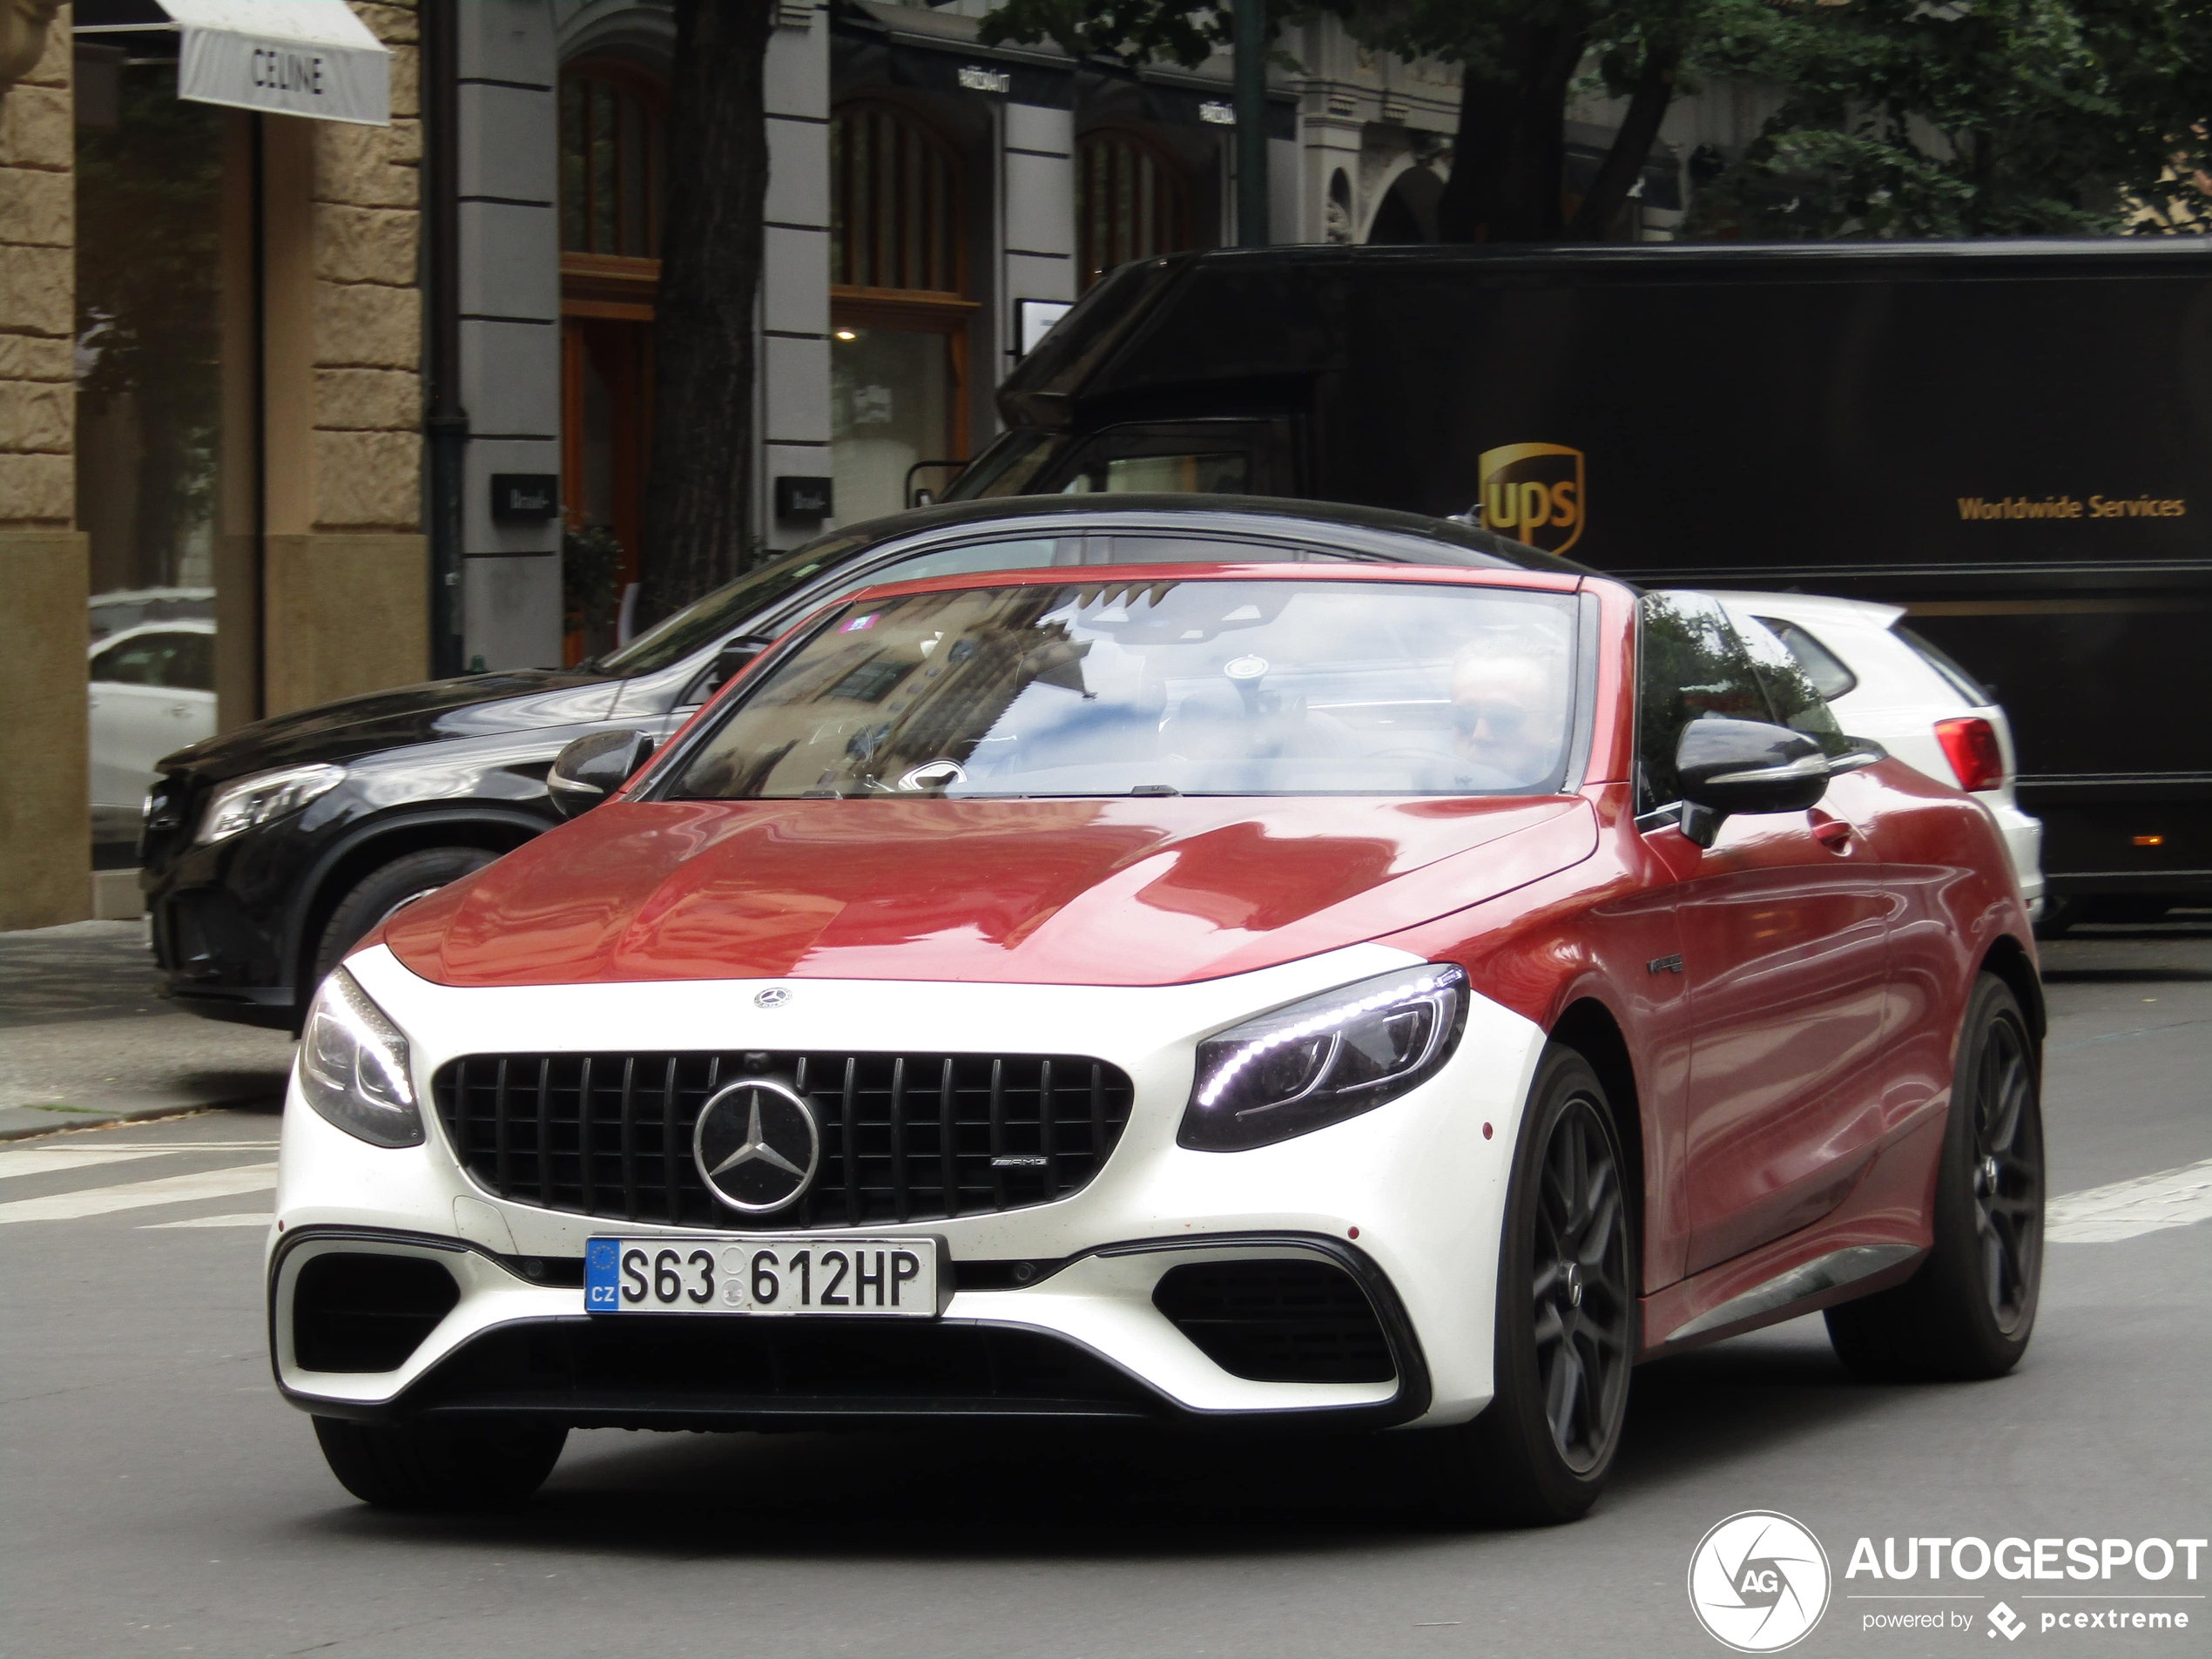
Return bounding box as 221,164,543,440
87,619,217,846
1714,591,2043,916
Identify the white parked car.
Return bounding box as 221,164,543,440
88,619,216,845
1714,591,2044,916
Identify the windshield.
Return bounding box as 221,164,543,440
587,533,874,677
666,577,1580,800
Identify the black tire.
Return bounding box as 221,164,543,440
1825,974,2043,1382
313,1416,567,1510
1427,1048,1637,1525
313,846,499,986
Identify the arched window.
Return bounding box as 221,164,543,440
559,62,664,258
831,100,965,295
1076,128,1193,289
828,99,974,523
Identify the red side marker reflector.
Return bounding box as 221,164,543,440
2135,834,2165,847
1933,716,2004,793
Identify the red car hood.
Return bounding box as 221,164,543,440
384,794,1599,988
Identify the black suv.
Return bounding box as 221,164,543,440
141,495,1568,1028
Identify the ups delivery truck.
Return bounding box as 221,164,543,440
946,239,2212,925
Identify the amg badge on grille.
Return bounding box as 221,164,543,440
692,1078,819,1212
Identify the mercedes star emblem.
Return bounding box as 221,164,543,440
691,1078,820,1212
754,987,792,1008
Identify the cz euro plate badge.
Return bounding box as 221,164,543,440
585,1235,945,1318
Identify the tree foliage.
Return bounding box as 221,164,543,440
1687,1,2212,238
981,0,1775,241
978,0,2212,242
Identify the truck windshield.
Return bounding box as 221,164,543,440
941,429,1064,499
667,577,1579,800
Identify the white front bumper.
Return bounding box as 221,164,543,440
269,943,1548,1429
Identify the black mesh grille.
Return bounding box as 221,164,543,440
1152,1259,1395,1384
431,1051,1135,1230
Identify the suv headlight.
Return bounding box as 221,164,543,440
298,968,422,1148
196,762,344,845
1180,964,1468,1151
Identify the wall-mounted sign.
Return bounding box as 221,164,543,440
1017,299,1074,357
1199,100,1235,126
490,474,560,523
956,63,1012,95
165,0,392,127
776,475,833,523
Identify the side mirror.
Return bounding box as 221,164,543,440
548,729,655,819
1677,718,1831,822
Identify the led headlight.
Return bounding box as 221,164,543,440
195,762,344,845
298,968,422,1148
1180,963,1468,1151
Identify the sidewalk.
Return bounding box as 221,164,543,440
0,921,293,1140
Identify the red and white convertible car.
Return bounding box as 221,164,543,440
268,502,2044,1523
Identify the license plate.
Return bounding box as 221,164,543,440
584,1236,941,1318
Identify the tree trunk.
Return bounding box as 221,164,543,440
641,0,774,624
1435,18,1588,243
1564,41,1680,239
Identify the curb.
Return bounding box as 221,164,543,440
0,1091,284,1144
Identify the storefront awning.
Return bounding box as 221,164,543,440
112,0,392,126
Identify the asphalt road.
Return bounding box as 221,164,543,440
3,921,2209,1659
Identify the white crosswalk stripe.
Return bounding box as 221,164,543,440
138,1211,273,1231
0,1147,184,1180
0,1162,277,1225
2047,1157,2212,1244
0,1142,279,1182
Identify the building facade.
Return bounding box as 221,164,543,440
0,0,1773,927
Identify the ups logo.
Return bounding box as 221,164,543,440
1477,443,1586,556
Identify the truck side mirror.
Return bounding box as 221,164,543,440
548,729,655,819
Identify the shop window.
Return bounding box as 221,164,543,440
830,100,974,523
1076,128,1194,289
76,51,235,854
832,100,963,294
560,64,664,258
559,59,669,664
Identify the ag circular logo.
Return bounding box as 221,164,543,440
692,1078,819,1213
1687,1511,1831,1653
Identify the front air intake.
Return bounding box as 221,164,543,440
293,1252,460,1373
1153,1258,1395,1384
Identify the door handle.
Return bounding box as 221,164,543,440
166,705,192,717
1810,814,1853,851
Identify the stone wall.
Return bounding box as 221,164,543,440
313,2,422,535
262,0,429,715
0,1,71,529
0,4,88,929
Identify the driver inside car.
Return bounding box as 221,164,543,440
1450,633,1572,788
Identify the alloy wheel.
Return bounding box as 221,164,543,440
1970,1013,2042,1333
1529,1097,1633,1473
